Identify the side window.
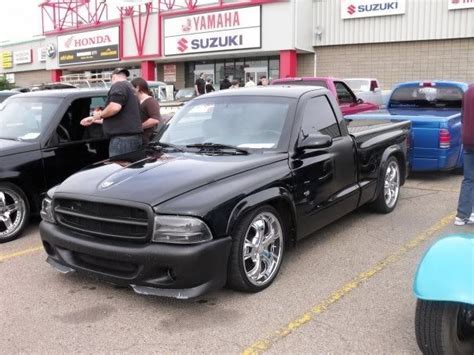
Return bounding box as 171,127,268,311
301,96,341,139
335,82,355,104
57,96,106,143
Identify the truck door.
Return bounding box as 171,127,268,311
335,81,376,114
41,96,110,187
291,95,359,238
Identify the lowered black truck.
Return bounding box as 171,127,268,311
40,86,410,298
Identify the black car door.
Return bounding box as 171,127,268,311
41,96,109,188
291,95,359,239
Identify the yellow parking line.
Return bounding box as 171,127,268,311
241,212,456,355
0,245,43,263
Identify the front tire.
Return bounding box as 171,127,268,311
0,183,30,243
227,205,285,293
371,156,401,213
415,300,474,355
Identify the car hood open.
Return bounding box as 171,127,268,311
54,149,286,206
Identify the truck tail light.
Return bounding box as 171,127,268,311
439,129,451,149
420,82,436,87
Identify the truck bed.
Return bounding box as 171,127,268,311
346,118,411,138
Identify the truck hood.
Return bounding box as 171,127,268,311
0,139,40,157
54,149,287,206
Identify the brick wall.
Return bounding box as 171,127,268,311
14,70,51,87
315,39,474,90
297,54,315,77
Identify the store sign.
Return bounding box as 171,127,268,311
1,51,13,69
5,73,15,84
449,0,474,10
14,50,32,65
164,64,177,82
38,47,47,62
57,27,119,65
164,6,261,56
341,0,406,19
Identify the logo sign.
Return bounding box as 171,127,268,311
13,50,33,65
164,6,261,56
1,51,13,69
449,0,474,10
57,27,119,65
46,43,57,59
341,0,406,19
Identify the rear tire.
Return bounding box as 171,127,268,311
371,156,401,214
227,205,285,293
0,182,30,243
415,300,474,355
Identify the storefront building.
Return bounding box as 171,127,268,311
1,0,314,89
313,0,474,89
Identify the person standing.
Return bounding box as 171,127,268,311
455,84,474,225
245,76,256,87
80,68,143,157
131,77,161,145
195,73,206,96
220,75,231,90
205,78,215,93
230,80,240,89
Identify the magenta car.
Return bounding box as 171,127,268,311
271,77,379,116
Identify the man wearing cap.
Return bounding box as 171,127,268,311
81,68,143,157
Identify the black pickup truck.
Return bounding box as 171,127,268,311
0,89,109,242
40,86,410,298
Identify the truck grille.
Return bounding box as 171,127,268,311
54,199,150,243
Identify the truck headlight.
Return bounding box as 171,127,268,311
40,197,56,224
152,215,213,244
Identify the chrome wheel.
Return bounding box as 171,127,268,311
242,212,283,286
383,160,400,209
0,187,26,240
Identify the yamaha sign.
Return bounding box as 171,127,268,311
342,0,406,19
164,6,261,56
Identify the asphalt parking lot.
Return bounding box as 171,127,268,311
1,172,471,354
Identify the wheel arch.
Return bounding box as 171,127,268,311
226,187,297,246
414,235,474,305
373,146,406,202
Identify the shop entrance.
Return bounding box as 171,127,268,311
244,67,268,85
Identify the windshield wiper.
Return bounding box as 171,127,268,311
186,143,249,155
149,141,185,152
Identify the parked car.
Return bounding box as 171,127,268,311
414,233,474,354
344,78,391,108
271,77,379,115
346,81,468,172
0,89,110,243
40,86,410,298
0,91,18,103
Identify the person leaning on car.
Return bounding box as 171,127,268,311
80,68,143,157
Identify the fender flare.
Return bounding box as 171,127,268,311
413,234,474,304
373,145,406,201
226,186,297,238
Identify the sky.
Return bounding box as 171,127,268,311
0,0,43,43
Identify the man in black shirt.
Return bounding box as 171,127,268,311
81,68,143,157
195,73,206,96
220,75,231,90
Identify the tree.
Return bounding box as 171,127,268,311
0,76,11,90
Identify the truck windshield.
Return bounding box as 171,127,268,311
389,86,463,109
157,96,294,150
0,97,61,141
345,79,370,92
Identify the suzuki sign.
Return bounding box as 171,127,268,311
342,0,406,19
57,27,119,65
164,6,261,56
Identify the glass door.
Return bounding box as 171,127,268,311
244,67,268,85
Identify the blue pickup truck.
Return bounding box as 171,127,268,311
346,81,468,172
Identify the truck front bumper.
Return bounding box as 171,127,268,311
40,221,232,299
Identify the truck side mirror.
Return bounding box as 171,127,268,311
356,98,364,104
298,134,333,150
